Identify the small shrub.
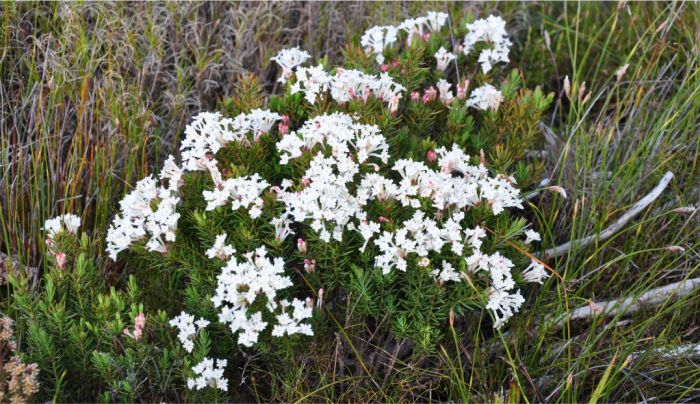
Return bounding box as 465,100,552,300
14,10,555,401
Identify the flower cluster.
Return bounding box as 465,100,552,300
180,109,281,173
44,214,81,239
434,47,456,71
169,311,210,353
123,313,146,341
187,358,228,392
270,47,310,83
291,66,405,112
463,15,512,73
360,25,398,64
106,175,180,259
398,11,449,46
211,247,312,347
107,109,282,260
359,11,448,62
466,84,504,111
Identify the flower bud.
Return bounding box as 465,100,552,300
304,258,316,273
411,91,420,101
380,64,389,72
55,251,66,270
297,238,307,254
426,150,437,162
317,288,324,309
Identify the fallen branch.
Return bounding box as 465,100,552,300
632,343,700,360
542,171,674,259
550,277,700,327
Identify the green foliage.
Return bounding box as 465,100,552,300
1,2,697,403
9,233,183,402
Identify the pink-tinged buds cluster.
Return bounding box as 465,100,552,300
124,313,146,341
304,258,316,273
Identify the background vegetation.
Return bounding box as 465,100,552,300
0,1,698,402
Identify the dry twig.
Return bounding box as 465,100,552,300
550,277,700,327
542,171,674,259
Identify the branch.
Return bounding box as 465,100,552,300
542,171,674,259
633,343,700,360
550,277,700,326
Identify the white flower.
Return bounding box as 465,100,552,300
179,110,280,176
431,261,462,283
425,11,449,33
437,79,454,105
160,155,184,192
169,311,209,353
271,214,294,242
466,84,504,111
106,175,180,260
271,47,311,83
211,247,313,347
291,65,331,104
463,15,511,73
477,46,510,74
202,174,269,216
44,214,81,238
206,233,236,260
486,288,524,329
272,299,314,337
434,47,456,71
524,229,541,244
398,17,427,46
360,26,398,64
522,259,549,284
187,357,228,391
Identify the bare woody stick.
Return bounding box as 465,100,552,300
542,171,674,259
551,277,700,326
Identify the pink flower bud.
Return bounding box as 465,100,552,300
378,216,392,224
421,33,430,41
305,297,314,308
380,64,389,72
391,60,400,68
297,238,307,254
411,91,420,101
301,177,311,187
135,313,146,329
304,258,316,273
401,68,406,75
457,80,469,100
278,122,289,135
422,86,437,104
426,150,437,162
55,252,66,270
317,288,324,308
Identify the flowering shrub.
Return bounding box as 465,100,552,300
97,10,555,396
11,10,553,400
